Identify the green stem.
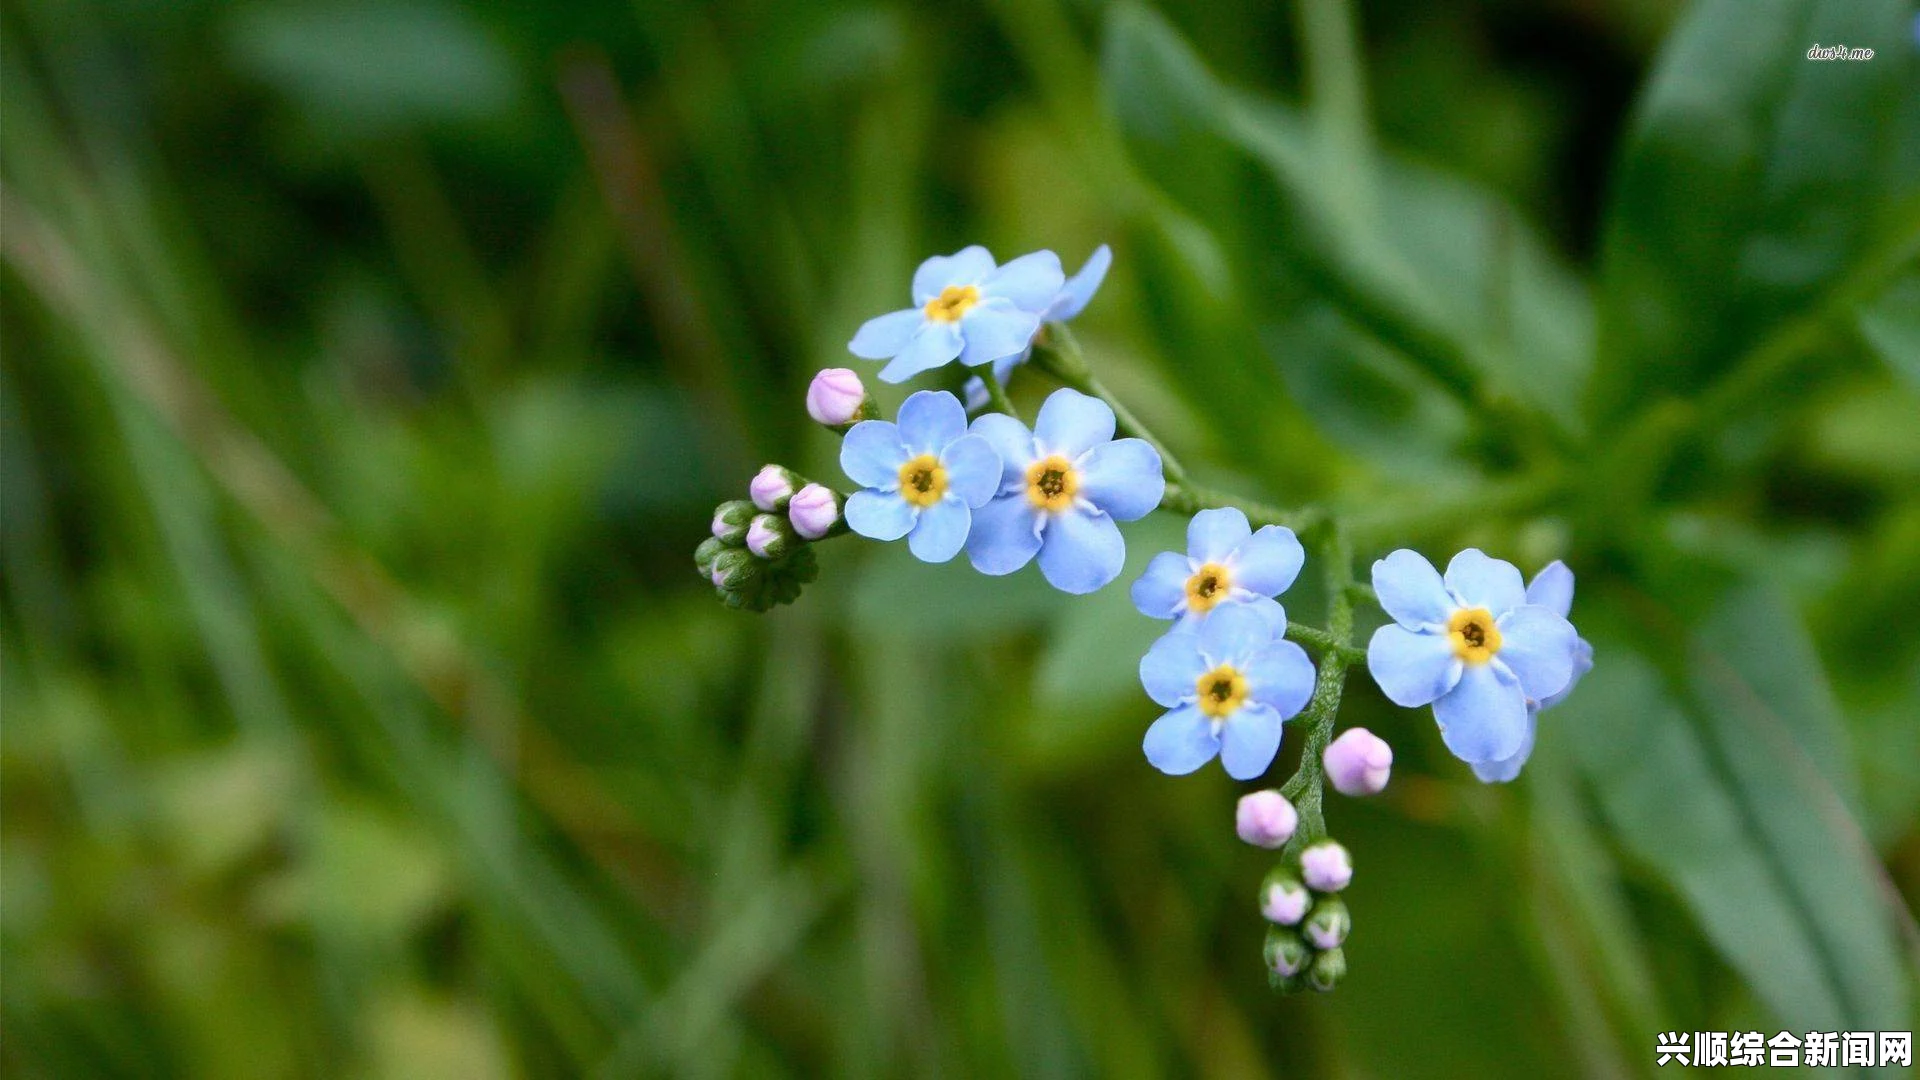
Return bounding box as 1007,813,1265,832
1162,481,1324,536
1279,526,1356,850
1030,325,1189,486
1284,621,1365,666
978,367,1021,420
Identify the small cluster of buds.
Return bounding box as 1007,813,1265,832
1259,839,1352,993
1237,739,1378,997
695,370,876,611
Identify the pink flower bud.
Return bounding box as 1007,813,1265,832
1235,790,1298,849
1323,728,1393,797
806,368,868,427
788,483,840,540
746,514,791,559
750,465,795,511
1261,877,1311,925
1300,841,1352,893
710,567,728,590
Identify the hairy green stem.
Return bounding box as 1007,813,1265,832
1279,526,1356,851
1030,325,1189,486
1162,481,1325,536
1284,621,1365,666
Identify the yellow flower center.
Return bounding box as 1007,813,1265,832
1184,562,1232,614
1447,607,1502,666
1195,664,1249,719
923,284,980,323
897,454,948,508
1024,454,1079,512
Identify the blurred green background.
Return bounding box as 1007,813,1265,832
4,0,1918,1076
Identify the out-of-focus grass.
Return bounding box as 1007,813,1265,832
3,0,1917,1077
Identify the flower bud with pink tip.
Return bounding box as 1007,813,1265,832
1260,870,1311,925
806,368,873,431
1324,728,1393,797
746,514,798,561
1235,790,1298,849
750,465,799,512
1300,840,1352,893
787,483,844,540
711,500,755,544
1264,927,1310,979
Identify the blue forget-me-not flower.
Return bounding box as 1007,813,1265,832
964,245,1112,408
841,390,1002,563
966,387,1163,594
1139,603,1317,779
849,246,1064,384
1471,560,1593,783
1130,507,1305,629
1365,548,1579,768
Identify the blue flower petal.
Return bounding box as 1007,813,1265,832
1231,595,1288,636
1231,525,1304,597
1186,507,1251,564
1196,602,1278,666
1372,549,1451,629
845,489,915,541
1525,560,1575,618
1219,703,1284,780
878,321,964,383
1143,702,1220,776
1538,637,1592,711
990,348,1026,385
1444,548,1526,615
912,246,994,305
1046,244,1111,321
848,308,924,359
965,494,1043,575
1032,388,1115,458
981,249,1065,312
840,420,908,489
1242,640,1315,718
968,412,1035,485
1366,623,1459,707
940,434,1002,508
1139,627,1208,707
1131,551,1192,619
895,390,967,455
1471,711,1537,783
1494,604,1577,701
962,375,991,412
1433,663,1529,763
1037,507,1124,594
958,302,1041,369
1078,438,1163,521
906,498,970,563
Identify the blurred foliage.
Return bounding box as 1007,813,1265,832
3,0,1918,1077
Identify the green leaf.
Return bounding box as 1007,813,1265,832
1561,587,1910,1036
1857,273,1920,391
226,1,522,138
1590,0,1920,422
1102,5,1592,443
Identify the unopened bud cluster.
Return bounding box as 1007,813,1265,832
698,466,847,610
1252,830,1354,994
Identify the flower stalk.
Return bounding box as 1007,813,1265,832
699,241,1597,994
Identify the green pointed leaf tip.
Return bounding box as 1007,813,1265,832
1561,589,1909,1034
